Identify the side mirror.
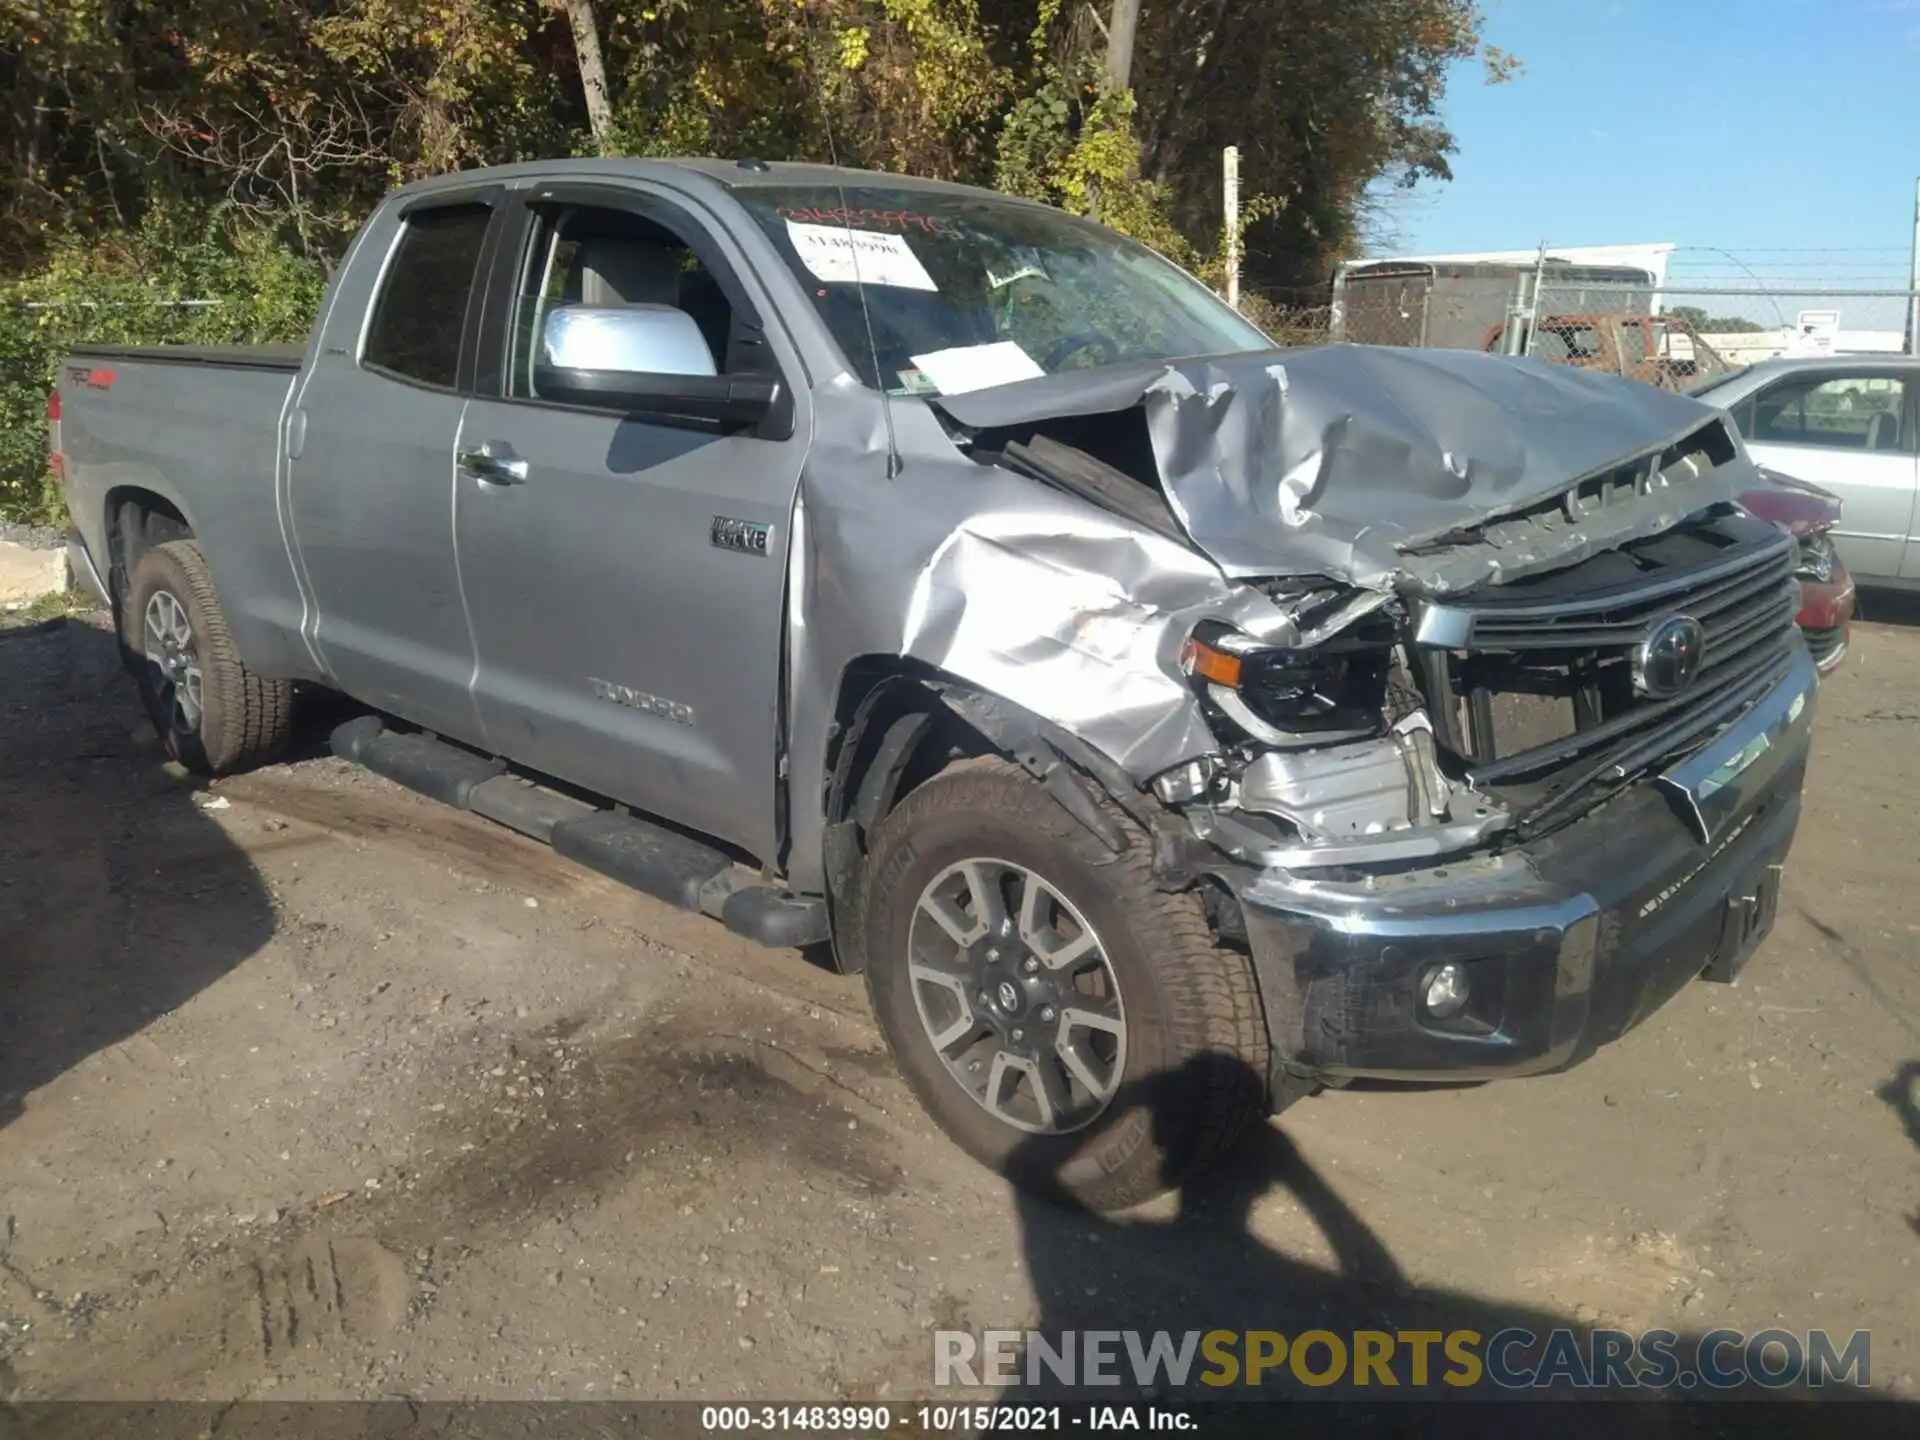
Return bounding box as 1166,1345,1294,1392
533,303,782,430
543,303,717,378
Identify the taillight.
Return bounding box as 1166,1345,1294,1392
47,387,66,485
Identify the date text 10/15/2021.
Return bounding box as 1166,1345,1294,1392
701,1406,1189,1433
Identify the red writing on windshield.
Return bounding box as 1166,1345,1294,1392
775,205,956,234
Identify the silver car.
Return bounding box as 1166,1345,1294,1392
1691,355,1920,586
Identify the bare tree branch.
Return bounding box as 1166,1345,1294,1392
141,96,389,254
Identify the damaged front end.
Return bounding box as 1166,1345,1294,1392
934,345,1801,880
1151,593,1513,871
858,341,1821,1092
1144,499,1803,877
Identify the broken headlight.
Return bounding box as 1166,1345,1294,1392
1179,619,1390,749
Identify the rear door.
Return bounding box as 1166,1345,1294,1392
1731,368,1918,582
452,181,809,862
285,191,501,743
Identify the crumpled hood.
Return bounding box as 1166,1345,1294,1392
935,344,1759,594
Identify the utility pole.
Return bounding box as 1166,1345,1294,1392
1223,146,1241,311
1503,242,1549,356
1908,176,1920,356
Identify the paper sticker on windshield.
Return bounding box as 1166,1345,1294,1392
910,341,1046,395
786,220,937,291
986,260,1047,291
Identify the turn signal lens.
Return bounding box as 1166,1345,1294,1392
1180,636,1244,688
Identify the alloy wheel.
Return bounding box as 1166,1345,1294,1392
906,858,1128,1134
143,589,204,736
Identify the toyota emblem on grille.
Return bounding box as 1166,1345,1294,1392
1632,614,1706,698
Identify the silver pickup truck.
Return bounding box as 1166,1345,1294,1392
52,159,1817,1210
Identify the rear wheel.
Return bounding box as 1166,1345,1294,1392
127,540,294,774
863,757,1273,1211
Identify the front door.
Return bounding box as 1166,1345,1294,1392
1736,369,1919,583
453,185,807,863
286,195,498,744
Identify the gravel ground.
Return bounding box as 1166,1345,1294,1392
1,610,1917,1414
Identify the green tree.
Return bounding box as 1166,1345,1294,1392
0,0,1509,521
1671,305,1766,335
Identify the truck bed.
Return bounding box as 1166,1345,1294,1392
69,342,306,372
60,343,310,675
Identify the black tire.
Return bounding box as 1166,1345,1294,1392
863,756,1273,1212
127,540,294,774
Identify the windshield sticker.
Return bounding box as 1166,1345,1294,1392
776,205,955,235
910,341,1046,395
986,261,1048,291
785,220,937,291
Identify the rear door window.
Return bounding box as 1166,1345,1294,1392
1750,374,1909,452
364,203,494,389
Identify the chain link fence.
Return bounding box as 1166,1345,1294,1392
1237,285,1334,348
1522,278,1918,390
1327,264,1528,350
1328,248,1920,383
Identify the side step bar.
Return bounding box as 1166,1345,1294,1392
329,716,829,949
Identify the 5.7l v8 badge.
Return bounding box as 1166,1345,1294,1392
711,516,773,556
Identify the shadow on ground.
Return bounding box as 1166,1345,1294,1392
1856,587,1920,629
0,618,276,1129
999,1057,1915,1433
1880,1061,1920,1240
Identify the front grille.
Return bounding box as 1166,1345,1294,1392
1409,515,1800,820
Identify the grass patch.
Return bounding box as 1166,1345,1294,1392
0,586,102,631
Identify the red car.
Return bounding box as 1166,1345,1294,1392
1740,469,1854,676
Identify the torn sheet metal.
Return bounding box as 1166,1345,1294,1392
935,344,1763,594
895,508,1300,777
1224,713,1511,869
782,390,1316,890
782,349,1756,891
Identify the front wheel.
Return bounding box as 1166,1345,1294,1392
127,540,294,774
862,757,1273,1211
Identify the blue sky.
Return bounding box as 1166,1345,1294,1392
1387,0,1920,323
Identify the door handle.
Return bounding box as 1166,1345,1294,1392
458,442,529,486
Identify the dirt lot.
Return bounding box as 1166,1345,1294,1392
2,608,1917,1407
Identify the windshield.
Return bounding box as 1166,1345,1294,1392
733,184,1272,395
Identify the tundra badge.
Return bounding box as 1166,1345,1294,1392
711,516,773,556
589,678,694,726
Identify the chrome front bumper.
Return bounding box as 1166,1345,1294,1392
1235,643,1819,1088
